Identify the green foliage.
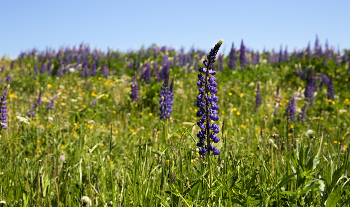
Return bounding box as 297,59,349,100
0,49,350,206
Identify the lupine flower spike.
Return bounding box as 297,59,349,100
286,95,296,122
130,73,139,102
27,90,43,117
327,76,335,101
196,40,223,156
159,74,173,119
47,93,60,110
255,83,262,112
0,85,10,130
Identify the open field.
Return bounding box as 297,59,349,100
0,38,350,206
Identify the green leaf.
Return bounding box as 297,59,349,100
326,188,341,207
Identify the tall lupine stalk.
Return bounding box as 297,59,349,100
239,40,246,70
159,74,173,119
255,83,262,112
130,74,139,102
196,40,222,157
327,76,335,101
286,95,296,122
0,85,10,130
27,90,42,117
304,77,314,106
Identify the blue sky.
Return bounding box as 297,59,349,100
1,0,349,58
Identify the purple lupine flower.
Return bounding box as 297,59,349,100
319,73,329,88
217,53,224,72
130,74,139,102
239,40,246,70
90,98,98,107
0,85,10,130
102,64,109,79
295,65,309,80
227,42,236,70
10,60,15,70
306,42,311,59
145,62,151,84
159,74,173,119
286,95,296,122
47,94,58,110
311,69,317,92
34,60,38,76
1,66,4,73
90,63,96,77
274,86,280,116
57,61,63,77
27,91,42,117
5,75,13,82
284,47,289,62
304,77,314,106
327,76,335,101
314,35,320,58
196,40,223,156
298,104,307,122
255,83,262,112
279,45,283,63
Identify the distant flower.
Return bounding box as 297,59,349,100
16,116,30,124
130,74,139,102
304,77,314,106
159,74,173,119
239,39,246,70
286,95,296,122
47,94,59,110
327,76,335,101
27,91,42,117
0,85,10,130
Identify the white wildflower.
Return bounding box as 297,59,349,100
339,109,347,113
48,117,53,122
69,67,75,73
59,85,65,89
71,99,77,102
16,116,30,124
305,130,314,137
81,196,92,206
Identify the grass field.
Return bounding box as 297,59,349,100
0,39,350,206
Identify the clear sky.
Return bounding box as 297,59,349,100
1,0,349,58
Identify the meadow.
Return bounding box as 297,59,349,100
0,37,350,206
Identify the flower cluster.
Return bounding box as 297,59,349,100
0,86,9,130
159,74,173,119
239,40,246,70
228,43,236,70
304,76,314,106
327,76,335,101
27,91,42,117
286,95,296,122
47,94,58,110
196,40,223,156
130,74,139,102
